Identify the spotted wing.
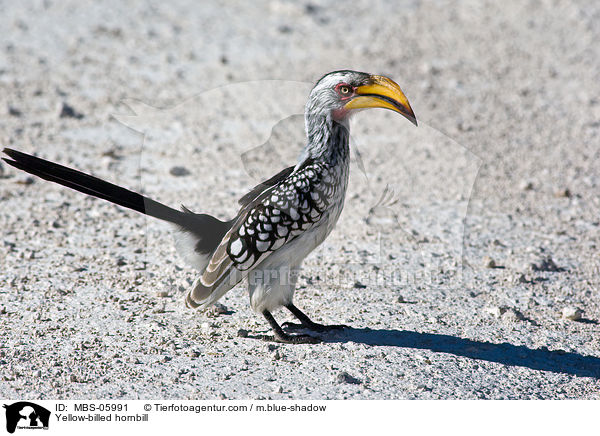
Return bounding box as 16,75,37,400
237,165,294,207
186,161,334,309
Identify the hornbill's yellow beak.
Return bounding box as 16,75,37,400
344,75,417,126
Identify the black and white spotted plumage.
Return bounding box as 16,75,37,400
232,156,347,266
186,121,350,312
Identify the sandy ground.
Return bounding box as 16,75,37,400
1,0,599,399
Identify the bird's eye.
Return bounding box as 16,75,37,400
336,84,352,96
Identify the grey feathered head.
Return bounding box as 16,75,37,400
305,70,417,125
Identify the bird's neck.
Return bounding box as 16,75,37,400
299,114,350,167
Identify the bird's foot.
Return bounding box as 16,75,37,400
282,321,350,333
258,332,321,344
259,309,322,344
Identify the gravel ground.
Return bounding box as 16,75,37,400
1,0,599,399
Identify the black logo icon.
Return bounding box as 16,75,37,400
3,402,50,434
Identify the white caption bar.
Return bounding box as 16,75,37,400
0,400,596,435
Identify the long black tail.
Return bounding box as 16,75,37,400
1,148,231,248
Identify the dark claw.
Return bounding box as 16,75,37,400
261,309,322,344
281,321,305,331
284,304,351,333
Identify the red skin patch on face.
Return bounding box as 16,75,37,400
332,83,356,121
332,107,350,121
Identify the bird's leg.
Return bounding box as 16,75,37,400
282,303,350,332
261,310,321,344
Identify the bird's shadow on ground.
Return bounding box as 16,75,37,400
323,327,600,379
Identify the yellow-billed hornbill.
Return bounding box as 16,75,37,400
2,70,417,343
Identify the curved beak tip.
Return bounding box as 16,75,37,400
394,103,418,127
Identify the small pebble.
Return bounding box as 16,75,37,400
207,302,229,317
561,307,582,321
16,176,35,185
519,180,534,191
156,290,170,298
169,166,191,177
305,3,319,15
101,149,122,159
59,102,84,119
483,306,505,318
502,308,525,323
8,105,22,117
554,188,571,198
353,281,367,289
336,371,361,385
272,350,282,360
531,256,561,272
483,256,496,268
237,329,249,338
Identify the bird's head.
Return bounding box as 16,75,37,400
306,70,417,126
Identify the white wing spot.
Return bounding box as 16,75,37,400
230,239,243,256
256,240,271,252
277,225,289,237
